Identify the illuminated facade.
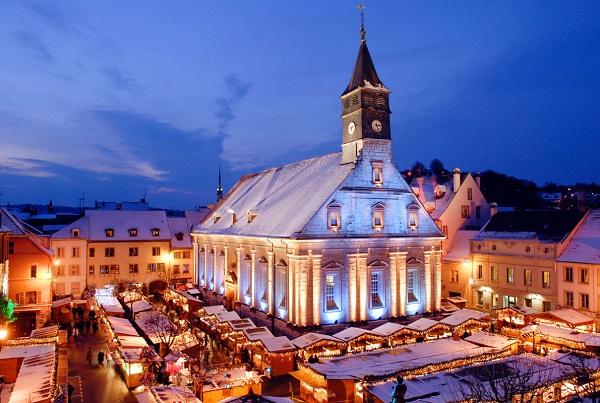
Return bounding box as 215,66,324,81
192,28,445,328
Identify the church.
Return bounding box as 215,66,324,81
191,24,445,330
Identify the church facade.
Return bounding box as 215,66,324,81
191,28,445,329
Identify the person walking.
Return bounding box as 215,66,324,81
86,347,93,365
97,350,105,367
92,321,98,334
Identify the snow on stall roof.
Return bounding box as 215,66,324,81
121,348,142,362
530,323,600,347
291,333,341,349
307,338,495,380
152,385,200,403
504,305,539,316
51,297,71,308
260,336,296,353
440,301,460,313
132,300,153,313
2,344,55,403
30,325,59,338
107,316,140,336
439,309,490,326
406,318,440,332
215,311,241,323
542,308,594,326
201,305,227,316
371,322,406,337
102,303,125,314
332,327,374,341
227,318,255,331
193,152,353,238
118,335,150,349
242,326,273,342
133,389,155,403
220,396,294,403
558,209,600,264
464,332,518,350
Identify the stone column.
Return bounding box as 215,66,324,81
348,254,358,323
236,247,243,302
433,248,442,312
423,249,433,313
297,256,309,327
288,254,296,325
397,252,408,316
311,252,322,326
357,254,368,322
250,250,257,308
267,251,275,316
192,240,199,285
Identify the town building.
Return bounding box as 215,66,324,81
556,209,600,324
191,26,445,331
410,169,490,304
51,210,205,295
0,208,53,336
468,210,584,313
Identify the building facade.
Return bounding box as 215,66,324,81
468,210,584,313
192,28,445,330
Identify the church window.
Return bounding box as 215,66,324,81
372,202,386,231
407,269,419,303
258,259,268,302
407,205,419,229
364,93,373,105
351,94,359,106
207,249,215,289
370,272,384,308
242,255,252,298
325,273,340,311
276,260,288,310
216,250,226,292
371,160,384,187
327,201,342,231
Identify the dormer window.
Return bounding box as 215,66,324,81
129,228,138,237
105,228,114,237
72,229,80,237
175,232,184,241
247,210,258,223
214,214,221,223
151,228,160,236
327,201,342,231
372,202,386,231
407,204,419,229
371,160,384,187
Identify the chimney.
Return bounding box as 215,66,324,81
490,202,498,217
453,168,461,192
475,171,481,188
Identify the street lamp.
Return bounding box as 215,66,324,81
531,323,538,354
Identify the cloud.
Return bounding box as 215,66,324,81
0,158,57,178
102,67,144,93
214,74,253,135
11,30,54,62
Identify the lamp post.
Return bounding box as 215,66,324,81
531,323,537,354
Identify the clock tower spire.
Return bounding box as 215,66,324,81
340,11,391,164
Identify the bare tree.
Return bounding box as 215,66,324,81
558,351,600,403
184,338,232,401
138,310,187,357
453,354,566,403
154,263,181,288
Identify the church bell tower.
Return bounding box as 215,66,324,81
341,18,391,164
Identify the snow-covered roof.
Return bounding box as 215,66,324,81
410,175,457,219
107,316,140,336
0,208,53,257
406,318,445,332
558,209,600,264
291,333,341,349
168,217,192,249
201,305,227,316
306,338,496,380
499,305,539,316
220,396,293,403
439,309,490,327
2,343,55,403
193,152,354,238
536,308,594,327
532,323,600,347
464,331,518,350
443,230,478,262
332,327,375,341
227,318,255,331
152,386,200,403
260,336,296,353
118,335,149,349
242,326,273,342
216,311,243,324
30,325,59,338
132,300,154,313
371,322,407,337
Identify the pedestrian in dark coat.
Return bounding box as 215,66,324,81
86,347,93,364
97,350,105,367
92,321,98,334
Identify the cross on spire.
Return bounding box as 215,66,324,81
358,4,366,42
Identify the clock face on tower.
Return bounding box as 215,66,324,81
372,119,383,133
347,121,356,135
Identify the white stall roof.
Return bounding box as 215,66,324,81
371,322,406,337
439,309,490,326
292,333,340,349
260,336,296,353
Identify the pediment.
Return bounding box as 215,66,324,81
322,261,344,269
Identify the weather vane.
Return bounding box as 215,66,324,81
358,3,366,42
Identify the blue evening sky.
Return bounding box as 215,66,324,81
0,1,598,210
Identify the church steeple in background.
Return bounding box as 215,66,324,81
217,164,223,203
340,6,392,164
